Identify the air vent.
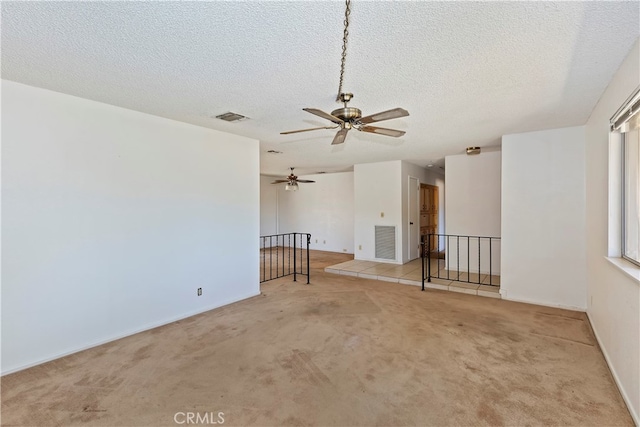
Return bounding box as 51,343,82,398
215,112,248,122
375,226,396,260
267,150,283,154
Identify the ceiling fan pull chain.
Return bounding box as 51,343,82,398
336,0,351,101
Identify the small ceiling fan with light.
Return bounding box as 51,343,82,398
271,167,315,191
280,0,409,145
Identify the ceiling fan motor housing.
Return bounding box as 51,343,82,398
331,107,362,122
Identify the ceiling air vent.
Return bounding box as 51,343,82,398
215,112,248,122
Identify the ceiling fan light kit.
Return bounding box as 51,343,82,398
280,0,409,146
285,182,299,191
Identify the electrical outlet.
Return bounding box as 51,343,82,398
380,212,384,218
197,288,202,296
359,245,362,250
323,240,326,244
315,239,318,243
343,249,347,252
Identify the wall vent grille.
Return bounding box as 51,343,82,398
375,226,396,260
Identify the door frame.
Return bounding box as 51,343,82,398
408,176,420,260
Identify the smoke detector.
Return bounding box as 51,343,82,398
466,146,481,155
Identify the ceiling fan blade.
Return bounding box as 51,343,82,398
358,125,406,138
359,108,409,124
332,128,349,145
280,126,337,135
303,108,344,125
296,179,316,183
272,180,292,184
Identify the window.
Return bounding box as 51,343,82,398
612,87,640,266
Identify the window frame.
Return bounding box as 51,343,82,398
613,86,640,267
621,130,640,266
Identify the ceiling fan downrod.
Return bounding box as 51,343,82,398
336,0,351,102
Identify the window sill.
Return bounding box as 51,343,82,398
605,257,640,284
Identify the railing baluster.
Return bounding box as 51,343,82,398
437,233,441,280
269,236,273,280
478,237,481,284
456,235,460,282
306,234,310,284
489,237,492,286
293,233,297,282
467,236,470,283
447,235,450,280
422,235,427,290
288,234,291,276
427,234,431,283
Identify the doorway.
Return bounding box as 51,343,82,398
420,183,439,252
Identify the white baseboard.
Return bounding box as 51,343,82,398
586,312,639,426
1,290,261,376
502,292,586,312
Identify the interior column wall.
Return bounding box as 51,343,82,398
354,161,402,263
501,126,586,309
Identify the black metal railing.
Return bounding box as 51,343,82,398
260,233,311,284
421,233,501,291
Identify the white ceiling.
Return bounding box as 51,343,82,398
2,1,639,176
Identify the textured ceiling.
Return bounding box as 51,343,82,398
2,1,639,176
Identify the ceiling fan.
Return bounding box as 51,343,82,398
281,92,409,145
280,0,409,146
271,167,315,191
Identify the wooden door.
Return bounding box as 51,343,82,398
420,184,439,252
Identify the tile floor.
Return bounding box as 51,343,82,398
325,258,501,299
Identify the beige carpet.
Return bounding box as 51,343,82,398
1,251,632,426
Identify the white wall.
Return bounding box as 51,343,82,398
260,175,278,236
501,126,586,310
354,161,402,263
585,39,639,423
445,151,501,273
275,172,354,254
1,80,260,374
